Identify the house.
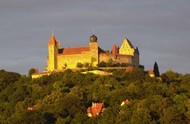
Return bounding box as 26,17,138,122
120,99,129,106
87,102,104,117
148,70,155,77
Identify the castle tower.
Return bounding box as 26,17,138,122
47,35,59,71
119,38,135,56
133,47,140,66
111,44,118,55
89,34,99,66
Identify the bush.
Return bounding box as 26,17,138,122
76,62,83,68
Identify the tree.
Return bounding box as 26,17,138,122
2,68,190,123
154,62,160,77
130,108,151,124
162,70,182,83
76,62,83,68
64,63,67,69
0,70,21,92
28,68,37,77
122,69,145,82
84,63,90,68
97,61,107,67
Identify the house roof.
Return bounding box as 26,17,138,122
48,35,58,45
124,38,134,48
111,44,118,55
148,70,155,75
59,47,90,55
87,102,103,117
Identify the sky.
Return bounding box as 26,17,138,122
0,0,190,74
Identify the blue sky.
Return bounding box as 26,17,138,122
0,0,190,74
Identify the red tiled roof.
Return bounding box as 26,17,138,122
60,47,90,55
111,44,118,55
48,35,58,45
148,70,154,75
87,103,103,117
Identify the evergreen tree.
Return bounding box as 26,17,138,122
154,62,160,77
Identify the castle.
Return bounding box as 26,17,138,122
45,34,140,71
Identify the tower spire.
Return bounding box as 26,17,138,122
48,30,58,45
52,29,54,36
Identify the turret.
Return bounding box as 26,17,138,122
111,44,118,55
89,34,99,66
133,47,140,66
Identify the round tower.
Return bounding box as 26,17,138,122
89,34,99,66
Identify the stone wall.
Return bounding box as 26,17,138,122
133,53,139,66
99,53,133,64
57,51,91,69
47,44,58,71
89,42,99,66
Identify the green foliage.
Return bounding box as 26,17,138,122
97,61,107,67
122,69,145,82
76,62,83,68
97,61,130,67
162,69,182,83
84,63,90,68
130,108,151,124
28,68,36,78
1,69,190,123
0,70,21,91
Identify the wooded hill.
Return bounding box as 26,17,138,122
0,69,190,124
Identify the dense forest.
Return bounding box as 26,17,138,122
1,69,190,124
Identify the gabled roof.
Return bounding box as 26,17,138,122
48,35,58,45
59,47,90,55
87,102,104,117
123,38,134,48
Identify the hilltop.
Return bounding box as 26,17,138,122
0,69,190,123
